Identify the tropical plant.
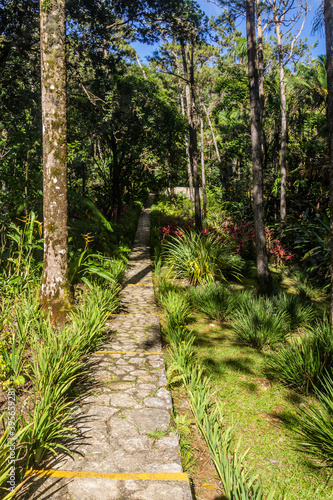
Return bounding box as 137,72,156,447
160,291,190,331
233,298,289,350
266,322,333,395
163,231,243,284
271,292,315,331
187,283,235,321
68,246,117,289
297,372,333,468
2,211,43,279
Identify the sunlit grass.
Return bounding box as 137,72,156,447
188,314,333,500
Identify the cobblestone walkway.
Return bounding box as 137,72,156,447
26,194,193,500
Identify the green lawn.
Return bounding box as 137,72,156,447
188,314,333,500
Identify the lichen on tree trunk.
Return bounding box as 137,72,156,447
40,0,72,319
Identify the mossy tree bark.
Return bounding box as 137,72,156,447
40,0,72,319
246,0,271,292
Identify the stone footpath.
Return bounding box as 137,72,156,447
26,194,193,500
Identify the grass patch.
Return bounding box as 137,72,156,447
188,314,333,500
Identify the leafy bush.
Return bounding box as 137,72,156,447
160,291,190,330
233,298,289,350
266,322,333,394
163,231,243,284
187,283,235,321
297,373,333,467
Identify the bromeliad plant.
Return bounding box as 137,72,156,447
265,321,333,395
162,231,243,284
232,297,289,350
187,283,235,322
297,373,333,468
271,292,315,332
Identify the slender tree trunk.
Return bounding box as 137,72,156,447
110,130,122,221
40,0,72,319
256,10,268,167
325,0,333,324
200,90,207,214
136,53,147,80
257,11,265,124
200,115,207,214
246,0,271,292
179,79,194,200
202,101,222,165
275,14,287,221
181,40,202,231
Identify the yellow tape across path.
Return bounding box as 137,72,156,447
110,313,159,317
25,470,189,482
94,350,163,355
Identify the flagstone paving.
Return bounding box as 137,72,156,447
25,194,193,500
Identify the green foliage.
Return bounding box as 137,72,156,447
187,283,235,321
0,212,43,296
160,291,190,330
163,231,242,285
266,322,333,395
271,292,315,331
159,277,274,499
0,280,119,495
233,298,289,350
68,248,118,289
297,373,333,467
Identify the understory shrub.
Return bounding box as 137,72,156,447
297,373,333,467
187,283,235,321
163,231,243,284
266,322,333,394
233,298,289,350
271,292,315,331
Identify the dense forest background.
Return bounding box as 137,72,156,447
1,1,333,498
0,0,330,296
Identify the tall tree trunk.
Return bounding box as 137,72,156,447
200,115,207,214
181,40,202,231
257,10,268,167
246,0,271,292
40,0,72,318
275,14,287,221
202,101,222,171
257,11,265,124
325,0,333,324
179,78,194,200
110,129,123,221
200,91,207,214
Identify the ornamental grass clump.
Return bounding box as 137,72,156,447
160,290,190,331
271,292,315,331
266,322,333,395
297,373,333,467
0,281,119,496
162,231,242,284
233,298,289,350
187,283,235,321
